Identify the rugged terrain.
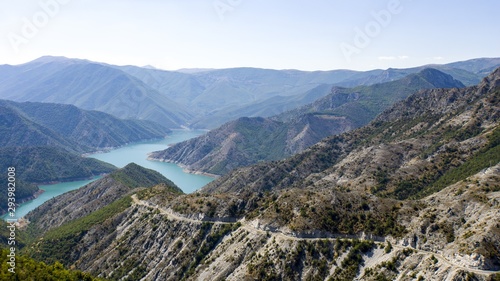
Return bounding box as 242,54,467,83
149,68,465,175
21,166,500,281
15,68,500,280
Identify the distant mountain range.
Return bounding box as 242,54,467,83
0,57,193,128
120,57,500,128
149,68,465,175
1,56,499,129
15,67,500,281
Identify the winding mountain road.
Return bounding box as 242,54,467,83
130,194,500,276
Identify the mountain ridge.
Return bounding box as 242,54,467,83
149,68,465,175
0,99,172,151
2,56,499,130
201,67,499,196
0,59,193,128
25,163,182,235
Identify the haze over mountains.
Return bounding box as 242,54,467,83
1,56,499,129
120,57,500,129
0,57,192,128
149,68,465,175
12,66,500,280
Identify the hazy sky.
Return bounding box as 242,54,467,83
1,0,499,71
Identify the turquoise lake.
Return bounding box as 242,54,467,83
87,129,214,193
3,130,213,220
2,177,101,220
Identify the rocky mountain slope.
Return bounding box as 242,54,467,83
20,168,500,280
149,114,355,176
202,68,499,197
16,68,500,280
150,117,290,175
149,68,465,175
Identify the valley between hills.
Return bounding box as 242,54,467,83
0,57,499,280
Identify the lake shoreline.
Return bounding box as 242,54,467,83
82,129,210,157
0,189,45,217
1,177,102,220
32,174,106,186
81,137,167,157
19,188,45,204
87,129,214,193
3,116,211,221
146,155,220,179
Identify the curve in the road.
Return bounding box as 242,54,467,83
131,194,500,276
